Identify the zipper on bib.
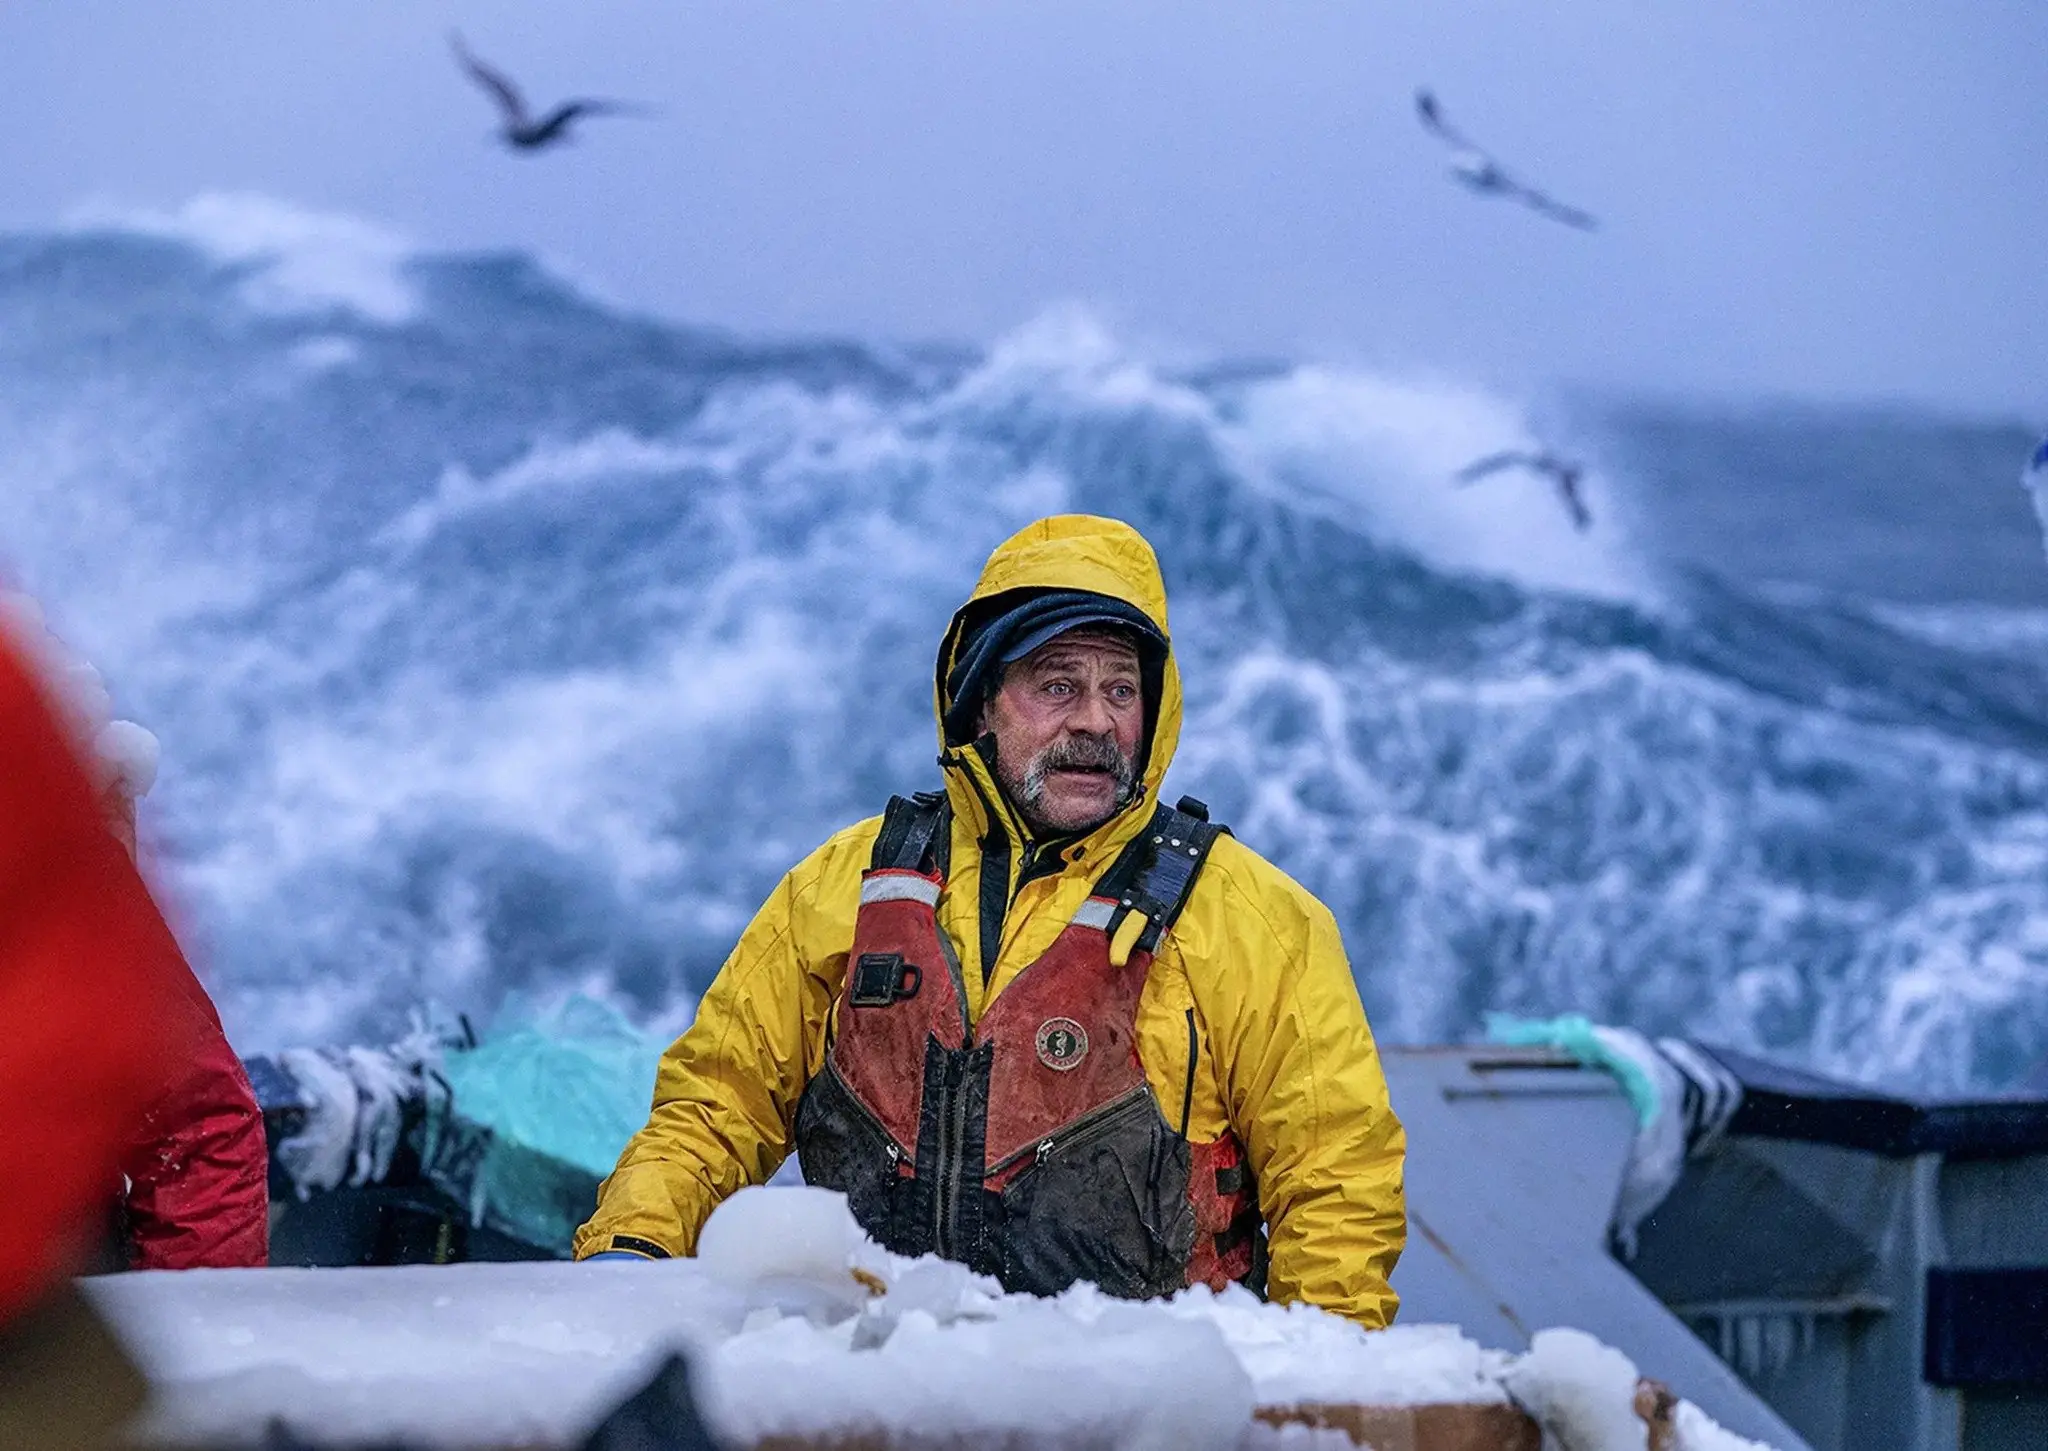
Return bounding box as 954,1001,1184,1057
989,1083,1156,1177
931,1049,981,1259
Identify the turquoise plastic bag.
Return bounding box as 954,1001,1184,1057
1483,1011,1662,1128
431,996,665,1251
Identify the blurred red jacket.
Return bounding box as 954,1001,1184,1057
0,632,265,1321
118,939,270,1273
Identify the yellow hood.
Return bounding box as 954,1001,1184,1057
934,515,1181,843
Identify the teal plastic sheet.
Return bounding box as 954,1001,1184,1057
430,997,665,1253
1484,1011,1662,1128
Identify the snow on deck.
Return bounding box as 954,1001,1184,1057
87,1187,1777,1451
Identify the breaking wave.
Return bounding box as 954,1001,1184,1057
3,198,2046,1094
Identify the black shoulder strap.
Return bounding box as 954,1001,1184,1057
869,790,950,875
1096,798,1229,957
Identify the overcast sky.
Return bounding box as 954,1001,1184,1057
1,2,2042,415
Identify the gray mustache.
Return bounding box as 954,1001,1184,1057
1039,735,1129,773
1018,733,1138,813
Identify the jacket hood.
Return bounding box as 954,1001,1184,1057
935,516,1181,837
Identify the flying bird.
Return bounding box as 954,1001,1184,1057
451,32,649,153
1415,89,1597,231
1455,450,1594,532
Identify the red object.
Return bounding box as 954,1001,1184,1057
0,634,264,1322
118,946,269,1272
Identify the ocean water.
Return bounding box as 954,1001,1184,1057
3,196,2045,1095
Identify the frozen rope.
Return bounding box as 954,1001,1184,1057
1485,1014,1744,1257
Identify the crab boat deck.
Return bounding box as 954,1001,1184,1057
227,1043,2048,1451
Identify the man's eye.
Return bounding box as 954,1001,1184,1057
1045,680,1074,697
1110,684,1137,703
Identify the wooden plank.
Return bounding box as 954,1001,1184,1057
1254,1402,1542,1451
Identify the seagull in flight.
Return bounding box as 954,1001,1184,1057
451,32,649,153
1415,89,1597,232
1455,450,1594,532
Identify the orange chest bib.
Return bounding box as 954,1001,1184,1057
794,794,1264,1300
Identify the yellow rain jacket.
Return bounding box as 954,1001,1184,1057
576,515,1406,1325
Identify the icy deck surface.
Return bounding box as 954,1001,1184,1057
85,1188,1774,1451
90,1260,738,1448
89,1260,1472,1449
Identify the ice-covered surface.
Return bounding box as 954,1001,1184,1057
97,717,162,797
1502,1329,1649,1451
1502,1328,1780,1451
89,1188,1779,1451
1675,1400,1779,1451
90,1261,744,1449
709,1294,1253,1451
258,1002,665,1254
1163,1290,1506,1410
270,1040,441,1198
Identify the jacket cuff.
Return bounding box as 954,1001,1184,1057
590,1234,673,1261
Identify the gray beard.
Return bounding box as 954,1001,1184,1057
1010,734,1138,834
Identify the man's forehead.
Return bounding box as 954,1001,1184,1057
1014,627,1142,673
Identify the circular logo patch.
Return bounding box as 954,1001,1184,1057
1035,1018,1090,1072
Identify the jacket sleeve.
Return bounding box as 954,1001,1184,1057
0,639,181,1320
1216,888,1406,1327
120,958,269,1271
573,856,838,1260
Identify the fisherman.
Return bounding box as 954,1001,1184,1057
577,515,1406,1325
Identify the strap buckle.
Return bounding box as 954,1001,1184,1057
849,952,923,1007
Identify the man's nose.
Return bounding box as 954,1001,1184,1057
1068,688,1115,735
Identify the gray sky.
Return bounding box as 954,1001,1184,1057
2,2,2042,415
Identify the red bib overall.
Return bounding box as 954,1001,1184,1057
795,796,1264,1300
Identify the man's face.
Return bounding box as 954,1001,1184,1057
978,628,1144,836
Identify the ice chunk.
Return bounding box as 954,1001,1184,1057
1501,1327,1648,1451
1166,1283,1507,1409
271,1041,442,1198
876,1255,1002,1323
698,1185,865,1285
1676,1398,1778,1451
271,1048,360,1196
55,659,112,734
700,1290,1253,1451
697,1185,892,1322
344,1044,422,1186
0,592,160,795
96,719,161,798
